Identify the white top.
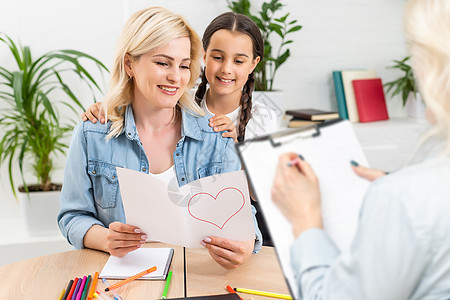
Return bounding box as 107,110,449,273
150,165,178,190
200,93,279,140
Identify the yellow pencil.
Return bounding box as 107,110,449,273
234,287,293,300
57,289,65,300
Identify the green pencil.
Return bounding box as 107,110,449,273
81,274,92,300
161,271,173,299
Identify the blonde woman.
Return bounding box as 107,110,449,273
271,0,450,298
58,7,261,269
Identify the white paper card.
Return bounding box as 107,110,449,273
117,169,255,248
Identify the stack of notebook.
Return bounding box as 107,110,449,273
285,109,339,128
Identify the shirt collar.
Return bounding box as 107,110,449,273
123,104,139,141
181,108,206,141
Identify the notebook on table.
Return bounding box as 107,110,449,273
99,247,174,280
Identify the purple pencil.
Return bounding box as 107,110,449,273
76,276,87,300
71,276,83,300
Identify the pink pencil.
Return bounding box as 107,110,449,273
76,276,87,300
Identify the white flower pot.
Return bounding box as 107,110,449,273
19,189,61,236
406,92,426,119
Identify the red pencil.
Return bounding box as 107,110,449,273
226,285,243,300
66,277,78,300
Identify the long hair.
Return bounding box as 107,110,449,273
195,12,264,141
404,0,450,154
103,6,204,139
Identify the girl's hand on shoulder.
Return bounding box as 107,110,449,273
81,102,105,124
209,114,238,143
106,222,147,257
201,236,254,269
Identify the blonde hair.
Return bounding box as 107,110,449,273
103,7,204,138
404,0,450,154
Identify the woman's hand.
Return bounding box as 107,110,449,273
209,114,238,143
271,153,323,238
351,161,386,181
81,102,105,123
201,236,254,269
106,222,147,257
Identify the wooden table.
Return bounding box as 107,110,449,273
0,243,185,299
0,244,290,299
186,247,291,299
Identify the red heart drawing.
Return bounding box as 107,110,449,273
187,187,245,230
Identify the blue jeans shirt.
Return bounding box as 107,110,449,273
58,105,262,251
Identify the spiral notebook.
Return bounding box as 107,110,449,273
99,247,174,280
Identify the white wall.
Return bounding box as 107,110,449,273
0,0,407,218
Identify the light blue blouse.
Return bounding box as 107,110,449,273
291,155,450,299
58,105,262,251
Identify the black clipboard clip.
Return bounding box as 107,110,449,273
269,118,342,147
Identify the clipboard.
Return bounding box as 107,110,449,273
236,119,371,299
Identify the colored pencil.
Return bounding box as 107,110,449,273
87,272,99,300
104,266,157,292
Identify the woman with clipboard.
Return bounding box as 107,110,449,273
271,0,450,298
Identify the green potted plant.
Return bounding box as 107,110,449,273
227,0,302,91
0,32,108,235
384,56,425,118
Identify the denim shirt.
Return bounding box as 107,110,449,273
58,105,262,251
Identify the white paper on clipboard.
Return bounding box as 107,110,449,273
237,120,371,299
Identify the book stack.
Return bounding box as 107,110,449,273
332,70,389,123
285,109,339,128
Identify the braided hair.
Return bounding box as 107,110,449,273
195,12,264,141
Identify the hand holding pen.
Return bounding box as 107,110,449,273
271,153,323,238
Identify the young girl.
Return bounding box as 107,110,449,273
81,12,279,142
59,7,261,270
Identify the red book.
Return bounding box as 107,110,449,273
352,78,389,122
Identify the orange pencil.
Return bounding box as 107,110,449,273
226,285,243,300
87,272,99,300
104,266,157,292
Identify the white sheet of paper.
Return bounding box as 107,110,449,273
117,169,254,248
238,120,370,299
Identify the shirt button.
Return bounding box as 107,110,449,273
181,177,185,181
92,170,96,174
112,176,115,179
142,168,146,172
176,153,180,156
127,132,132,136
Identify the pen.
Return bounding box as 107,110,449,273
76,276,87,300
161,270,173,299
58,289,65,300
81,274,91,300
67,277,79,300
104,266,157,292
94,291,111,300
71,277,82,300
234,287,293,300
287,154,305,167
101,278,123,300
88,272,99,300
62,279,74,300
226,285,243,300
